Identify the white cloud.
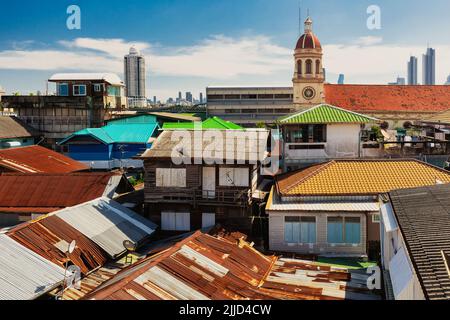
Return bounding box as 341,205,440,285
0,36,449,99
0,36,292,80
324,44,450,84
353,36,383,46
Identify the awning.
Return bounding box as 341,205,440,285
267,200,380,212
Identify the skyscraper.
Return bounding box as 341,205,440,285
445,75,450,85
407,56,418,85
337,74,345,85
186,92,193,103
422,48,436,85
199,92,204,104
124,47,146,107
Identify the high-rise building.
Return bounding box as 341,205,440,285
199,92,204,103
153,96,157,104
337,74,345,85
407,56,418,85
124,47,146,107
186,92,193,103
422,48,436,85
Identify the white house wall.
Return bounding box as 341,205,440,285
268,211,367,257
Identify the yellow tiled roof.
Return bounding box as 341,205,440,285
277,160,450,196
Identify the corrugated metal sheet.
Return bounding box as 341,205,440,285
60,123,158,145
0,172,123,213
0,234,66,300
268,200,379,212
85,231,380,301
141,129,269,163
0,145,89,174
55,198,157,258
267,187,379,212
0,116,38,139
8,215,108,275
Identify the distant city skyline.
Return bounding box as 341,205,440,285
0,0,449,99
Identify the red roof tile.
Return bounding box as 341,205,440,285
0,145,89,173
0,172,119,212
296,33,321,50
324,84,450,113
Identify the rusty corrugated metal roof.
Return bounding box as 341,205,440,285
8,215,108,275
0,172,122,213
0,116,39,139
85,231,379,300
0,145,89,173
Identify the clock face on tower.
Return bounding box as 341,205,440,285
302,87,316,100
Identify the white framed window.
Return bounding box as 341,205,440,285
219,167,249,187
202,213,216,229
73,84,87,96
161,212,190,231
156,168,186,187
93,83,103,92
372,213,381,223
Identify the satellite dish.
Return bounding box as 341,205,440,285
68,240,76,254
123,240,137,252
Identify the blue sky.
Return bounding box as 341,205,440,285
0,0,449,100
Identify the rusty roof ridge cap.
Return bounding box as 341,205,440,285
84,230,205,300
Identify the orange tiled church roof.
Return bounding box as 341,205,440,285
324,84,450,113
276,159,450,196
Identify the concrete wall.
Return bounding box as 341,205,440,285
284,123,363,161
268,211,368,257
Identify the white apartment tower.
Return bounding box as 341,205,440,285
124,46,146,107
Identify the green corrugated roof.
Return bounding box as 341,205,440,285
60,123,158,145
278,104,377,124
162,117,243,130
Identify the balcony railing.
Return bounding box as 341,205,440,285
146,188,250,207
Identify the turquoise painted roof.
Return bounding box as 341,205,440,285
106,115,158,125
60,123,159,145
278,104,378,124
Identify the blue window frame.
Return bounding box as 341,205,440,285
284,217,316,244
327,217,361,245
57,83,68,96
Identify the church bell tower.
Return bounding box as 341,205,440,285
293,17,325,108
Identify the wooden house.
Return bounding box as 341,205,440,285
141,129,270,233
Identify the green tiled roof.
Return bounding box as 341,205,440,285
60,123,159,145
162,117,243,130
279,104,378,124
